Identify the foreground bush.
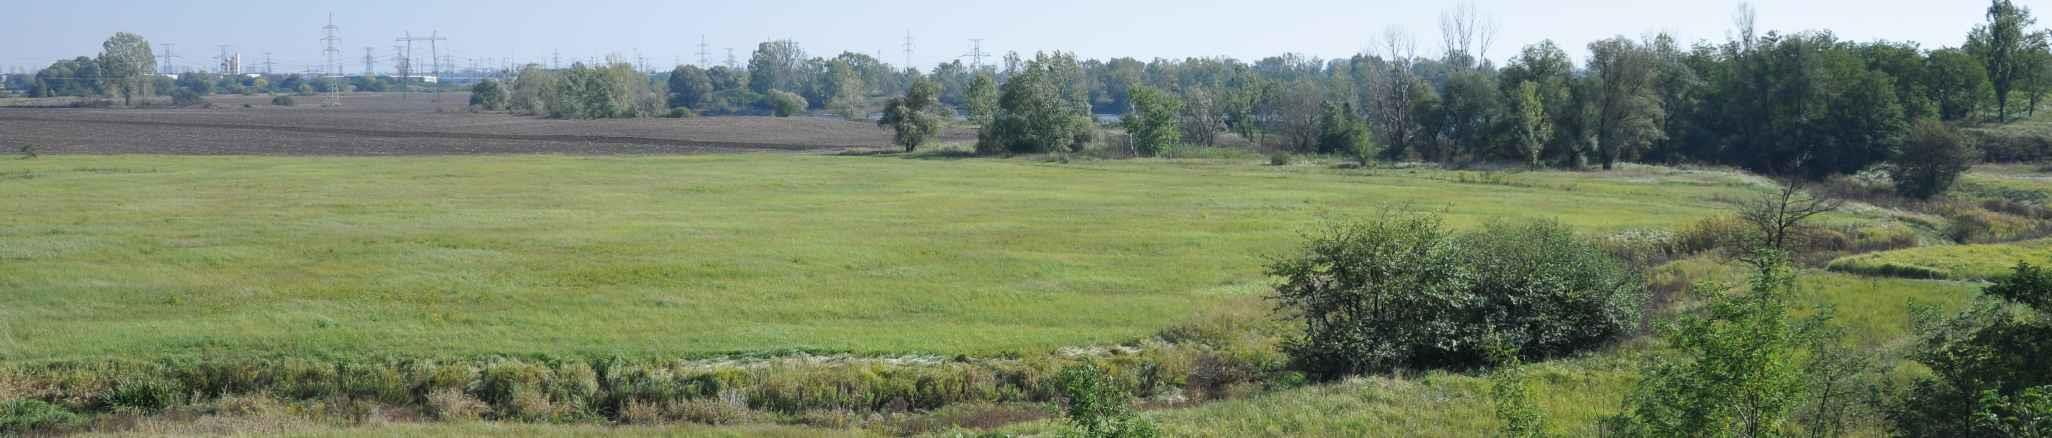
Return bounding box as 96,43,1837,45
1270,214,1645,379
1609,253,1813,436
1890,260,2052,436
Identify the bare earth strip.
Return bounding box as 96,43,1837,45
0,114,849,155
0,94,975,155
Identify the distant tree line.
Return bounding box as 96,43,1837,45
32,2,2042,179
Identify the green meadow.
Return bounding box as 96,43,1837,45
0,155,1760,362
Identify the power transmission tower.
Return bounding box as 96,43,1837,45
902,30,914,69
697,35,711,66
321,13,342,106
159,44,178,74
390,45,407,81
362,47,376,76
964,39,989,70
262,52,275,75
396,31,447,101
724,48,737,69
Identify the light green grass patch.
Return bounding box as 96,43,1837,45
1827,239,2052,280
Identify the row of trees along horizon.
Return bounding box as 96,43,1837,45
17,2,2048,177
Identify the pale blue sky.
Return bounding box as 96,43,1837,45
0,0,2001,74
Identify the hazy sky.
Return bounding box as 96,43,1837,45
0,0,1999,74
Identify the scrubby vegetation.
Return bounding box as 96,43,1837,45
1270,215,1644,379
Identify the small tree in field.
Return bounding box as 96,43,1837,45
1122,86,1182,156
879,79,944,152
1610,252,1812,437
1057,361,1159,438
1890,119,1976,199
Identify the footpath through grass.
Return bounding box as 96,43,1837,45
1,155,1751,361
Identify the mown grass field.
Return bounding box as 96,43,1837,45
0,155,1765,362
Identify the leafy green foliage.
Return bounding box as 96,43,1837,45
748,39,809,95
1610,253,1811,437
666,65,713,110
1969,0,2041,122
97,32,155,106
1,399,83,435
1122,86,1182,156
965,72,998,125
469,79,508,111
1891,259,2052,436
508,63,661,119
768,90,806,117
1490,348,1550,438
29,56,105,98
1977,386,2052,437
1270,215,1645,379
1317,102,1376,163
879,79,944,152
983,53,1094,154
170,88,205,107
1585,37,1666,170
552,63,663,119
1892,120,1977,199
1057,361,1160,438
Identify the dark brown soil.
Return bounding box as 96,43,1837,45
0,93,973,155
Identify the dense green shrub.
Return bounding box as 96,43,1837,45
1891,120,1975,199
768,90,806,117
1972,129,2052,163
1,399,83,434
1270,214,1645,379
469,79,508,111
170,88,204,106
1457,221,1647,358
